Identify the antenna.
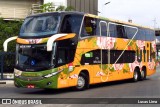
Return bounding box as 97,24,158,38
153,18,157,29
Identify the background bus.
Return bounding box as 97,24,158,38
4,12,156,90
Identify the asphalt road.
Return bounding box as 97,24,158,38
0,66,160,107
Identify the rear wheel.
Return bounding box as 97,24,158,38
132,69,139,82
140,69,146,80
75,72,89,91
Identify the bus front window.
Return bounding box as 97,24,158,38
16,44,52,71
20,14,60,37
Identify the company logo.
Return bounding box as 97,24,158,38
26,39,42,44
2,99,11,104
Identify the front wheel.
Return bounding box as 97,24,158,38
75,73,89,91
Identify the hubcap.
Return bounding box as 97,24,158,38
141,70,144,78
77,76,85,88
134,71,138,80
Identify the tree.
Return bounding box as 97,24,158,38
65,6,75,11
56,5,75,11
39,2,55,13
39,2,75,13
0,18,22,52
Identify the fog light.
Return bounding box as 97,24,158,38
47,82,52,86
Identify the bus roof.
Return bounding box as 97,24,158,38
85,13,154,30
27,11,154,30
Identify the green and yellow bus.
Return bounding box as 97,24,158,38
3,12,156,90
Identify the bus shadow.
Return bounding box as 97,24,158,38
21,78,150,95
21,87,75,95
89,78,150,89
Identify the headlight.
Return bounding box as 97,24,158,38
14,69,22,77
44,72,59,78
44,69,64,78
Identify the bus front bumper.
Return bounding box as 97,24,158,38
14,75,58,89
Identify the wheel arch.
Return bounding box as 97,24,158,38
79,69,90,83
141,66,147,74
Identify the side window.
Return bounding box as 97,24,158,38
55,39,76,67
100,21,107,36
125,26,137,39
109,23,117,37
136,29,143,40
81,17,99,37
60,14,83,34
80,50,135,65
57,49,67,64
116,25,127,38
145,29,155,41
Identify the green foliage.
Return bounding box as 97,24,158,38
65,6,75,11
56,5,75,11
39,3,75,13
56,5,65,11
0,18,22,52
39,2,55,13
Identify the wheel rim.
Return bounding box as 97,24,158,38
141,70,144,79
134,71,138,80
77,76,85,89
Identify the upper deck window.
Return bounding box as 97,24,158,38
60,14,83,35
81,17,100,37
20,14,60,37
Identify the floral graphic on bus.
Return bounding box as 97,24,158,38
113,64,124,71
69,74,78,79
152,41,156,52
129,57,140,72
96,71,105,76
97,37,116,49
148,61,155,70
136,40,145,50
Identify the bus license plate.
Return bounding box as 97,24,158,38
27,85,35,88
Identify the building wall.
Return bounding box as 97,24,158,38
67,0,98,15
0,0,43,19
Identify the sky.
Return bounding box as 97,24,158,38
98,0,160,28
45,0,159,28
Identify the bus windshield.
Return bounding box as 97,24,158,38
16,44,52,71
20,14,60,37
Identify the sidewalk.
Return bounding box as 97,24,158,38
0,80,14,85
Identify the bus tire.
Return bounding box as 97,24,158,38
132,69,139,82
75,72,89,91
140,68,146,80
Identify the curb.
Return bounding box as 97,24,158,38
0,80,14,85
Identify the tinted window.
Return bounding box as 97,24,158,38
60,14,83,34
136,28,145,40
145,29,155,41
125,26,137,39
81,17,100,37
100,21,107,36
109,24,117,37
55,39,76,67
80,49,135,65
116,25,126,38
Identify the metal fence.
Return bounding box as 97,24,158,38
0,52,15,80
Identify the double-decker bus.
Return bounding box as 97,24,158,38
3,12,156,90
